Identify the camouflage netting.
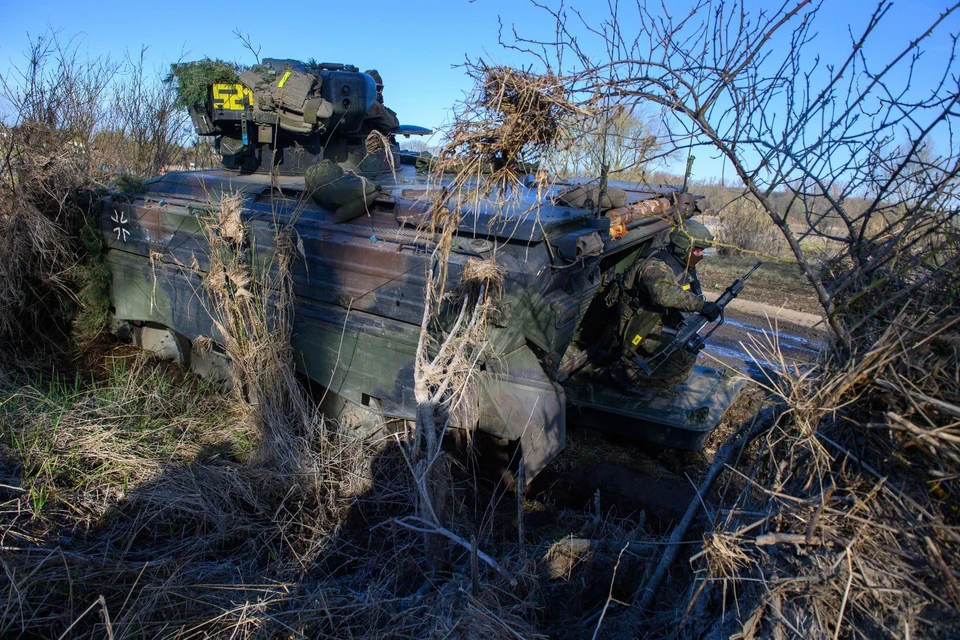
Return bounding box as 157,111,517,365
166,59,242,109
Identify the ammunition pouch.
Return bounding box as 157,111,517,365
622,308,662,357
239,69,334,135
217,135,258,172
188,104,217,135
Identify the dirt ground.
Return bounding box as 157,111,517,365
697,254,822,316
532,254,823,530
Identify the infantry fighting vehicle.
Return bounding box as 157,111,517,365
98,59,745,482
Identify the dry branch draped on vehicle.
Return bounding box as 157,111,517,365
99,58,746,484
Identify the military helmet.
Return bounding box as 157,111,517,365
669,219,714,256
365,69,384,89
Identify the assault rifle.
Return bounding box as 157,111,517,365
631,261,761,376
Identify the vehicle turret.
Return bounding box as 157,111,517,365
186,58,404,174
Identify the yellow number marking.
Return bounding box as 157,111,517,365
211,84,254,111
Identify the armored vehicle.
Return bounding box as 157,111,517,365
98,59,745,482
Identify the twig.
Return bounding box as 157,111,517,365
819,433,960,544
393,516,517,586
754,532,821,546
471,535,480,596
517,456,526,563
833,551,854,640
924,536,960,608
57,595,113,640
876,379,960,419
806,482,835,544
888,412,960,445
635,405,779,612
592,544,630,640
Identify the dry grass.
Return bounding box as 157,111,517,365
431,64,594,192
0,122,92,344
673,312,960,639
195,192,313,476
0,345,560,639
402,64,590,573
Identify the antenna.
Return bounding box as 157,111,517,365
596,72,614,217
682,153,695,193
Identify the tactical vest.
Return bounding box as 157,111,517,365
622,249,703,358
630,249,702,308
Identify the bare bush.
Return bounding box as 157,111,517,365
504,0,960,350
715,198,786,258
492,1,960,636
0,32,196,350
696,181,787,257
675,314,960,639
549,104,668,180
87,49,193,178
0,30,115,343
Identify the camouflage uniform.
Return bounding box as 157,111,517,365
620,220,714,387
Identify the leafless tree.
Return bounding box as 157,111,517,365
501,0,960,351
98,48,190,177
548,104,668,179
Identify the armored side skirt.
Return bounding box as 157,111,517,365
106,249,565,481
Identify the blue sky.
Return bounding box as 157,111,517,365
0,0,548,134
2,0,957,178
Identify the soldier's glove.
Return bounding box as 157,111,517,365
700,301,721,322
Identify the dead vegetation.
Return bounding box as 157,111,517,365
497,0,960,636
430,64,594,189
0,32,206,354
677,310,960,638
195,191,312,475
402,63,586,576
3,7,960,639
0,120,93,344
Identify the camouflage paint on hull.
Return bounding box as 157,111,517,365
99,165,738,481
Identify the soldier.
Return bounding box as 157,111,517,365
363,69,400,133
619,219,721,387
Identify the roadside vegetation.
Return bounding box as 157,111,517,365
2,1,959,638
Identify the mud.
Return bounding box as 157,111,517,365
702,306,823,381
531,302,824,529
529,458,697,532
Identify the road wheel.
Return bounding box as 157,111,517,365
134,323,190,365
